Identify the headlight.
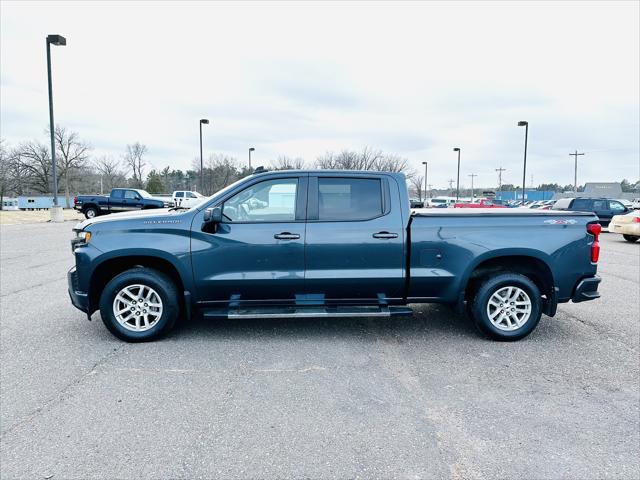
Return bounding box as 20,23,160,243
71,230,91,252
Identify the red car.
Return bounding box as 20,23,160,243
454,198,507,208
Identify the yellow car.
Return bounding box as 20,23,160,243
609,210,640,242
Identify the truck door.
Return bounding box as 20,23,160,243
109,189,124,211
191,175,308,304
304,174,405,302
122,190,143,211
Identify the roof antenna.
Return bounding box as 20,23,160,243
253,166,268,174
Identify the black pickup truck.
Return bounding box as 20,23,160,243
74,188,168,219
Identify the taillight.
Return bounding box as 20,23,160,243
73,196,77,205
587,223,601,263
633,217,640,224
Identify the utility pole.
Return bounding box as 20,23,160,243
495,166,506,195
448,178,455,191
469,173,477,199
569,150,585,195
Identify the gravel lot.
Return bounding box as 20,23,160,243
1,221,638,479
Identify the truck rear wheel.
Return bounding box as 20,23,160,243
469,272,542,341
84,206,98,219
99,267,179,342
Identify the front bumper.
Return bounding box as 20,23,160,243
571,275,601,303
68,267,89,313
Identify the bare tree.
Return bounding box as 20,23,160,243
94,155,126,192
270,155,306,170
191,154,241,196
0,139,12,208
53,126,91,207
14,140,53,194
123,142,147,188
409,175,424,201
316,147,410,173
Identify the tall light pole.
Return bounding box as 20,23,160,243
517,121,529,202
199,119,209,193
46,34,66,221
422,161,428,201
249,147,255,170
469,173,477,199
569,150,585,196
453,148,461,201
495,166,506,198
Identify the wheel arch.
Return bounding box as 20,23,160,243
462,252,556,311
89,255,187,316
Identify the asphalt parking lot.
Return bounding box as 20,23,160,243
1,221,638,479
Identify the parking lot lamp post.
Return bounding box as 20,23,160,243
46,34,66,221
453,148,461,201
422,161,428,201
199,119,209,193
518,121,528,202
249,147,255,170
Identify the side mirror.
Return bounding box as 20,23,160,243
204,206,223,224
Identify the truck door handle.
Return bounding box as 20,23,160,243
373,231,398,239
274,232,300,240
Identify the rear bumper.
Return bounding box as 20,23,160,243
68,267,89,313
571,275,601,303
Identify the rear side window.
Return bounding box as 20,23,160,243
318,178,383,221
111,190,123,199
571,199,592,211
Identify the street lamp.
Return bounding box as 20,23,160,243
199,119,209,193
46,34,66,222
453,148,461,201
518,121,529,202
249,147,255,170
422,161,428,202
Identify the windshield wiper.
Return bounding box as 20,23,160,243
168,206,191,211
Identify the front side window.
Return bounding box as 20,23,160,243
318,178,383,221
124,190,139,200
223,178,298,222
186,192,197,198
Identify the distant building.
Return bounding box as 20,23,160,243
496,190,556,201
16,195,68,210
553,183,636,200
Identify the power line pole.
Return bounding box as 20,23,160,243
495,166,506,194
569,150,585,195
468,173,477,199
448,178,455,191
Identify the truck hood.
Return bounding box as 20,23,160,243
77,208,188,230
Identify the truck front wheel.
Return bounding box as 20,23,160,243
99,267,180,342
469,273,542,341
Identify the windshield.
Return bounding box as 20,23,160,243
137,190,152,198
189,177,251,210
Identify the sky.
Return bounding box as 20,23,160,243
1,0,639,190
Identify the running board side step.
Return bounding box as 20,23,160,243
202,306,414,320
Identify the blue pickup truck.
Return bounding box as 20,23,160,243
68,170,601,342
74,188,168,219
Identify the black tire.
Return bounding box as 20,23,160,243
99,267,180,342
84,206,99,219
623,234,639,243
469,272,542,341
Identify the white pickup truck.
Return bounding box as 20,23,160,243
172,190,205,208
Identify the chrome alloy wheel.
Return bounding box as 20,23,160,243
112,284,163,332
86,209,96,218
486,286,532,331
